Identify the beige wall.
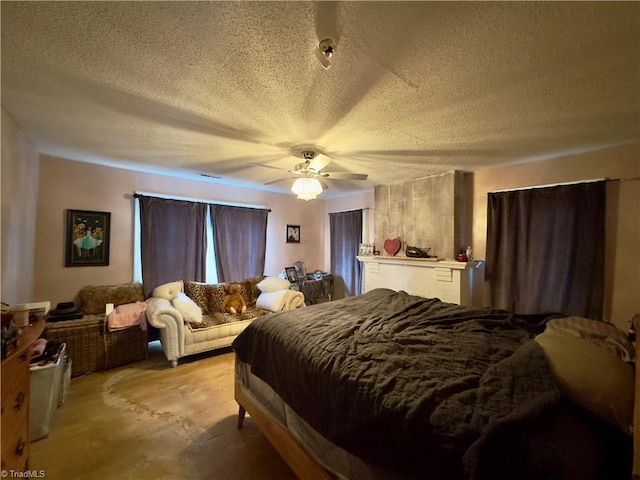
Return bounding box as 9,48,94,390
473,143,640,330
1,109,40,304
33,155,329,308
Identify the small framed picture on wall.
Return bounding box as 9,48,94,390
286,225,300,243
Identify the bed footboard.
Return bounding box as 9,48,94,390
234,366,333,480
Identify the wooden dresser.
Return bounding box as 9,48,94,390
1,317,45,471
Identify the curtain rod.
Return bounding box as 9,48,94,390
489,178,609,194
133,192,271,211
329,207,371,214
490,176,639,194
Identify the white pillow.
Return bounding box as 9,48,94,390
172,292,203,324
152,280,184,300
257,276,290,293
256,290,289,312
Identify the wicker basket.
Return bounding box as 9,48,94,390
44,315,148,376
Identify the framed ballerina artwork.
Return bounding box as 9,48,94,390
65,209,111,267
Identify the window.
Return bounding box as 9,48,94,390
329,209,363,298
134,193,268,295
486,181,605,318
134,199,217,284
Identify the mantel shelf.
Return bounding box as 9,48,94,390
357,256,482,270
357,257,483,305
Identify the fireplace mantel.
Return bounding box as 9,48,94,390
357,256,483,305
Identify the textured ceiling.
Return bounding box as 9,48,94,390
2,1,639,198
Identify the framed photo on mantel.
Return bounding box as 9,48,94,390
65,209,111,267
285,266,298,283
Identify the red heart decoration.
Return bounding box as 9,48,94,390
383,238,401,256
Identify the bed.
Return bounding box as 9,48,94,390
232,288,637,480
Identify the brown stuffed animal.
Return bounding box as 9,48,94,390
221,284,247,314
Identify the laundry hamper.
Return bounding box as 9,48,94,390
30,343,67,441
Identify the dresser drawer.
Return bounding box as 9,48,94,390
1,352,29,404
1,351,30,471
1,398,29,470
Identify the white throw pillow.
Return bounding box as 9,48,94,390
152,280,184,301
172,292,203,324
257,276,290,293
256,290,289,312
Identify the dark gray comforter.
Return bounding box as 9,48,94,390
232,288,564,479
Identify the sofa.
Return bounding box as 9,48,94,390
44,282,149,376
146,275,304,367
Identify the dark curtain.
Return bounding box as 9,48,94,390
211,205,268,282
486,181,605,319
330,210,363,298
139,196,207,298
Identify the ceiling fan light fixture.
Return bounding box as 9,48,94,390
291,177,323,201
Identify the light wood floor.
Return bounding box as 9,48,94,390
30,342,296,480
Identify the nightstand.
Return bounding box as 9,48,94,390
290,274,333,305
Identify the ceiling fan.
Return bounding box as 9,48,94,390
248,145,368,200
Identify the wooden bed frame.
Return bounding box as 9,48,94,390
235,379,334,479
236,315,640,479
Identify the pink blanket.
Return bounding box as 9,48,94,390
107,301,148,331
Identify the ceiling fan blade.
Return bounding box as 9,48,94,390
263,177,294,186
313,1,342,44
324,172,368,181
308,153,332,172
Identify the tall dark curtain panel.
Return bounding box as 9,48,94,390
330,210,363,298
211,205,268,282
486,181,605,319
139,196,207,298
